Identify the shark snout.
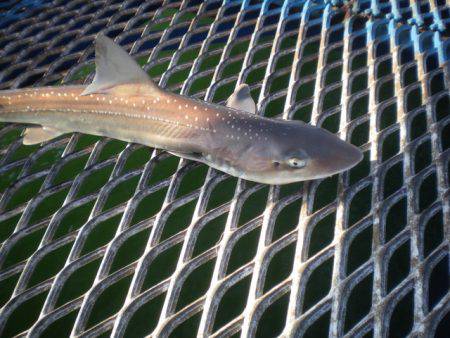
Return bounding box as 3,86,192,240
333,141,363,170
264,122,364,182
313,136,363,175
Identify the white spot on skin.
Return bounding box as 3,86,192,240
185,115,188,119
194,106,197,110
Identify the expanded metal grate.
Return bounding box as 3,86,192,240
0,0,449,337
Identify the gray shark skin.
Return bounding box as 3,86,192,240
0,35,362,185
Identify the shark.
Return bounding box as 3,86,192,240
0,35,362,185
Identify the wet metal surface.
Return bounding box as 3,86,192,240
0,0,449,337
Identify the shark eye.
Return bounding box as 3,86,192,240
287,157,307,169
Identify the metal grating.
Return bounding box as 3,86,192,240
0,0,449,337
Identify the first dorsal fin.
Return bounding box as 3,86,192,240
81,35,158,96
226,84,256,114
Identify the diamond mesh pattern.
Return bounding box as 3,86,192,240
0,0,449,337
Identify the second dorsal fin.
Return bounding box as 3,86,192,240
226,84,256,114
82,35,159,96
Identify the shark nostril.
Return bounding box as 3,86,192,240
273,161,280,168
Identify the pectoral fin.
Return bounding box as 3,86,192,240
226,84,256,114
168,151,203,162
81,34,159,96
22,127,64,145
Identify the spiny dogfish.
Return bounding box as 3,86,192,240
0,35,362,184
